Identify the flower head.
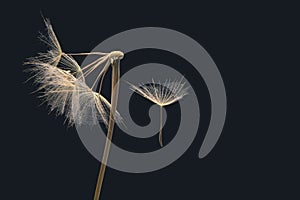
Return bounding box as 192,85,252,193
25,19,123,127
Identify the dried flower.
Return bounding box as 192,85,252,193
25,18,126,200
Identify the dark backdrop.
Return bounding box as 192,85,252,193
2,1,298,199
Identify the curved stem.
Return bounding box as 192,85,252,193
159,105,163,147
93,60,120,200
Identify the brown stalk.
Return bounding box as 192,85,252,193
93,59,120,200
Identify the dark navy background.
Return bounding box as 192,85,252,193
2,1,298,199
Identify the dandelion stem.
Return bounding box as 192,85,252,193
159,105,163,147
93,59,120,200
67,52,108,56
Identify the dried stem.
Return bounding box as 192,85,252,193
93,59,120,200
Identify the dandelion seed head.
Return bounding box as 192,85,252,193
25,19,123,127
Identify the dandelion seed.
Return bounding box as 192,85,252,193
129,77,188,146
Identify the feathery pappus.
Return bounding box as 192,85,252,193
128,77,189,146
25,19,124,127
